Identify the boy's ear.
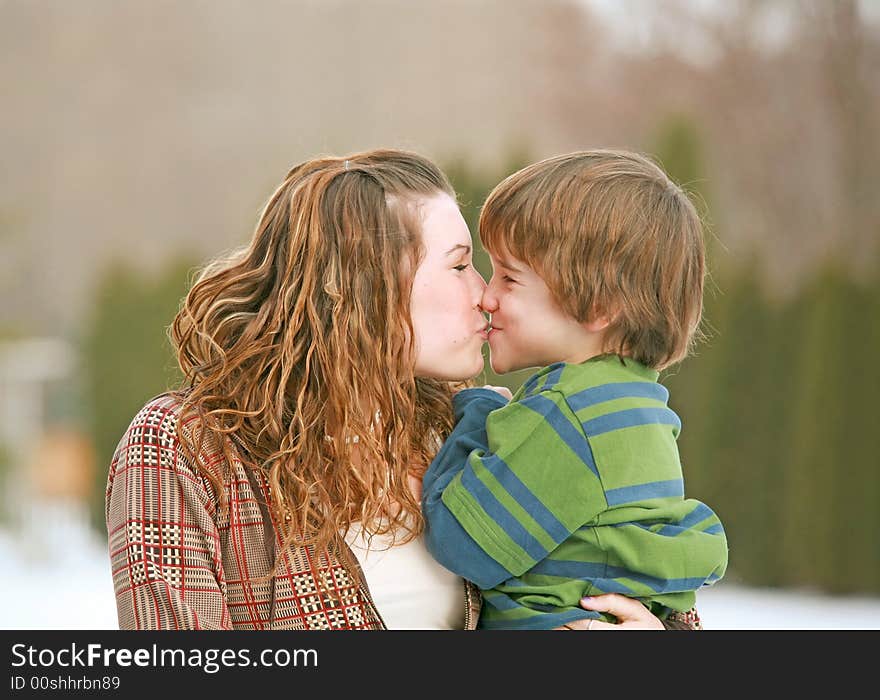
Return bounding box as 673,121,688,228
581,306,617,333
582,316,612,333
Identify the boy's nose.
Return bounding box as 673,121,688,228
480,285,499,313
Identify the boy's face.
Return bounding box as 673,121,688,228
481,250,605,374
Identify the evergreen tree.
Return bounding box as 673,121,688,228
82,258,195,527
864,267,880,591
648,114,720,266
756,288,806,588
780,264,848,588
825,267,880,592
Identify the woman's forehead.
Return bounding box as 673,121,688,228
419,193,472,254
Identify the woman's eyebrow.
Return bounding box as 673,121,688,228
445,244,471,256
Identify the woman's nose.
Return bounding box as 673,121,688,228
470,267,487,302
474,267,487,290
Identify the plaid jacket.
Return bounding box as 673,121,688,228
105,393,482,630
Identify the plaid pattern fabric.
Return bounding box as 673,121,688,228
106,393,482,630
663,608,703,630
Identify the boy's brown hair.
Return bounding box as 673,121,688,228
479,149,705,370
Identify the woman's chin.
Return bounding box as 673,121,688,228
469,355,488,378
429,355,487,382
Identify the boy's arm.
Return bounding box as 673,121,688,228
421,388,513,589
422,388,607,590
422,388,508,495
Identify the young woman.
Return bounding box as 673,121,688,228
105,149,696,629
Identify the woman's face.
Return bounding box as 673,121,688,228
410,193,488,380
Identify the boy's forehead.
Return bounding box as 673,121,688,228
489,248,526,271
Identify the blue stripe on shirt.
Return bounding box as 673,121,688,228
522,363,565,398
612,515,726,538
655,502,717,536
480,453,571,545
479,608,600,630
422,509,512,590
613,521,683,537
520,393,599,479
459,467,548,564
605,479,684,506
520,373,543,398
567,382,669,412
531,559,606,579
582,406,682,437
540,364,564,393
532,558,711,594
481,590,521,611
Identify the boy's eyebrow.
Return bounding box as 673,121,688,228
445,244,471,256
498,259,523,273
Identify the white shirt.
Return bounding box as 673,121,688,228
344,522,465,629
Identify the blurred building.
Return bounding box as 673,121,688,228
0,338,98,562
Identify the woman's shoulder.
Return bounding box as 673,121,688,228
124,390,192,441
109,390,224,501
112,390,208,471
106,390,228,532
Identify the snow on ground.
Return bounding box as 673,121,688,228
697,581,880,629
2,523,879,630
0,525,120,630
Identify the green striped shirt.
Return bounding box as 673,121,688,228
422,355,728,630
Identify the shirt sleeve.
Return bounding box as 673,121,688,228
105,400,232,630
423,387,607,589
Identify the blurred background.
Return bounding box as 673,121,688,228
1,0,879,629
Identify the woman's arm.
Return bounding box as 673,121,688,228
105,397,232,629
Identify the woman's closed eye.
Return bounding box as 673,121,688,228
453,263,470,272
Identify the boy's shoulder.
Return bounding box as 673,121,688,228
515,355,662,402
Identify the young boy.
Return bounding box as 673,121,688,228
422,150,728,630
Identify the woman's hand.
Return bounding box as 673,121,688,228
555,595,665,630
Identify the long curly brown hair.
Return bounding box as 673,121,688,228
170,149,461,570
